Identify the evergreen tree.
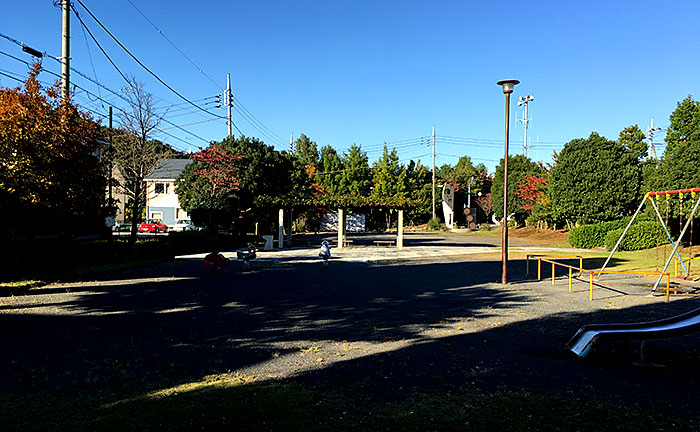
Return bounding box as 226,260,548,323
549,132,639,225
404,160,432,224
317,145,343,195
660,96,700,191
293,133,319,170
371,145,407,229
371,145,407,199
618,125,647,161
492,155,545,224
339,144,371,196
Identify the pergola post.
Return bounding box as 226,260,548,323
397,209,404,249
278,208,284,249
337,208,345,249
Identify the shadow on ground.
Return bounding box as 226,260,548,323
1,256,699,429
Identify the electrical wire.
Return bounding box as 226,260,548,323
73,0,226,122
70,5,130,84
0,35,216,147
124,0,222,91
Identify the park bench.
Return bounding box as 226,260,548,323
329,238,354,246
373,240,394,247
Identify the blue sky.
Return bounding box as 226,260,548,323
2,1,699,173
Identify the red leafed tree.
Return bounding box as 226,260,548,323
192,145,242,193
474,192,493,217
175,143,242,229
514,175,548,211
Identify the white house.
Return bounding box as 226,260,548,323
144,159,190,226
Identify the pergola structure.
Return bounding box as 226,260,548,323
257,195,417,250
273,207,406,250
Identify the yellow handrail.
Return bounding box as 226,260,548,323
526,254,583,277
673,256,700,277
535,257,671,301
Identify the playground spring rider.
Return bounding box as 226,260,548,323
318,241,331,267
237,243,257,268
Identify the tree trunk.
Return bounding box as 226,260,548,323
129,180,141,253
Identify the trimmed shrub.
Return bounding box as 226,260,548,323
568,218,631,249
604,221,668,251
428,217,444,231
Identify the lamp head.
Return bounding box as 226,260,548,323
497,79,520,94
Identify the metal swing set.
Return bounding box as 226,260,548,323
599,188,700,294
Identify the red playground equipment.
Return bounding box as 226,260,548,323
203,251,229,275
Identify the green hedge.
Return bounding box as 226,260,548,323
604,221,668,251
568,218,631,249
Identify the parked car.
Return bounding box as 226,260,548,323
112,222,131,232
138,219,168,233
170,219,197,232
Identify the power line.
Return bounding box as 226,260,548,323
70,5,130,84
2,44,214,148
231,96,287,146
73,0,227,122
124,0,223,92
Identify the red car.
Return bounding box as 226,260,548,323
138,219,168,233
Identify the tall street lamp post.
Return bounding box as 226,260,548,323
497,79,519,284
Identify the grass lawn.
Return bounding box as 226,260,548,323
1,374,694,431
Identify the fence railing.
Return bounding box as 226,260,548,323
527,255,671,301
674,256,700,278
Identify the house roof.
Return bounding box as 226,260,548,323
145,159,190,181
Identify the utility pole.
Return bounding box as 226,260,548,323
517,95,534,157
290,132,294,153
108,106,113,213
61,0,70,102
432,125,436,220
108,106,114,243
226,73,233,138
647,117,661,161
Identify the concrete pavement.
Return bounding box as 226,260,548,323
176,231,589,264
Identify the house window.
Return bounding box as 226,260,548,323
154,182,170,194
150,211,163,220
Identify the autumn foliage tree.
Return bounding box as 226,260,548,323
176,143,242,229
514,175,547,211
0,62,103,240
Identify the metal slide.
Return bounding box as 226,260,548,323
567,306,700,358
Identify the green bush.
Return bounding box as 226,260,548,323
427,217,444,231
568,218,630,248
604,221,668,251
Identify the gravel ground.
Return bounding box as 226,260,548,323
1,253,699,416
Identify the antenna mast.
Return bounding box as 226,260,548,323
647,117,661,161
517,95,534,157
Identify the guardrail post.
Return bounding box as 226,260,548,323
526,255,530,275
552,262,555,285
568,267,572,292
579,256,583,277
674,258,678,278
589,272,593,300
